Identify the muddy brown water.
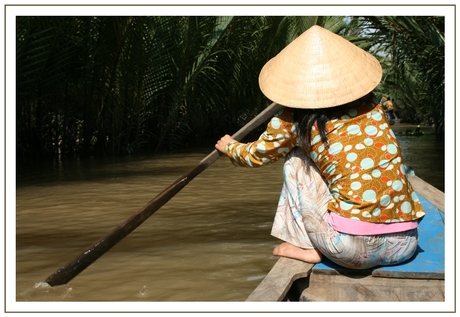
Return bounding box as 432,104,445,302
14,124,444,307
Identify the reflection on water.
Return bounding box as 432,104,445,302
14,126,444,304
391,125,445,192
16,150,283,303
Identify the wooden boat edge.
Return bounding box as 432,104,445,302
245,257,314,301
407,173,445,212
245,175,445,302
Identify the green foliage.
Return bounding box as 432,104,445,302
16,16,445,161
15,16,315,159
348,16,445,138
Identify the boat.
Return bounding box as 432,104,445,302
246,171,445,302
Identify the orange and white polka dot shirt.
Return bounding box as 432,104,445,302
225,97,425,224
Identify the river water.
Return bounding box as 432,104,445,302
12,124,445,310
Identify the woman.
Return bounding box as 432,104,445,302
383,97,396,120
215,26,425,270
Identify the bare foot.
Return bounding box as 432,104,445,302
273,242,322,263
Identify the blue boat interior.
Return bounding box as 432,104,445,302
313,193,445,279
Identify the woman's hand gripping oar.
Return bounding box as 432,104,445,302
45,102,283,286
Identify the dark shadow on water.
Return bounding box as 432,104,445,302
16,131,444,192
393,129,445,192
15,150,211,187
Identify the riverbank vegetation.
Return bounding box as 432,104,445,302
16,16,445,161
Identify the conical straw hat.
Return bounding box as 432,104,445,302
259,25,382,109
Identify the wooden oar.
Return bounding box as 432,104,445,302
46,102,283,286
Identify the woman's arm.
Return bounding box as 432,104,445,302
215,108,299,167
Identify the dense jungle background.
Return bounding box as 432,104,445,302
16,16,445,162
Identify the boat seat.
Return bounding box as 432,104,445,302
246,187,445,301
312,193,445,280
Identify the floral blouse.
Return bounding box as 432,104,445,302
225,97,425,224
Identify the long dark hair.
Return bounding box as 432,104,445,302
292,108,329,153
292,92,375,153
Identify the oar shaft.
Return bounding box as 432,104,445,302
46,102,283,286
